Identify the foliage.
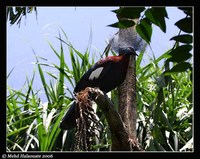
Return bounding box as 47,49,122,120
135,50,192,151
7,6,37,27
109,7,193,74
7,30,193,151
108,7,193,151
7,29,94,151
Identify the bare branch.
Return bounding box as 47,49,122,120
86,87,142,151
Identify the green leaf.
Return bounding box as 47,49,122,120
7,7,37,27
31,90,47,151
24,69,35,111
170,34,192,44
48,102,72,150
175,17,192,33
136,18,152,44
36,61,51,104
108,20,135,29
164,62,191,75
153,125,166,145
136,49,144,70
154,140,166,151
7,125,29,137
145,7,168,33
7,67,15,79
112,7,145,19
160,110,173,130
154,49,172,64
156,74,166,88
58,37,65,102
168,45,192,63
178,7,192,17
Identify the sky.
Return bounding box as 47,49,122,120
7,7,186,101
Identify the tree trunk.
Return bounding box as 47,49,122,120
118,55,138,150
117,8,141,150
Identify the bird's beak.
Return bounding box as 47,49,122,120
120,47,138,56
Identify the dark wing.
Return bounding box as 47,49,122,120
59,101,77,130
74,59,113,93
60,60,113,130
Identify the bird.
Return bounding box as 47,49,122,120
60,47,137,130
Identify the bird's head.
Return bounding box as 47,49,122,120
119,46,137,56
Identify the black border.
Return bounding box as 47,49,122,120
2,2,198,159
1,3,7,156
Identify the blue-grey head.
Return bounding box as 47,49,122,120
119,46,137,56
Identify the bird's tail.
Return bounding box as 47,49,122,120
59,101,76,130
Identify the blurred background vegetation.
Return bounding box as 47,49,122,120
6,7,193,151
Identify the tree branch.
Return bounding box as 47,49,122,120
86,87,142,151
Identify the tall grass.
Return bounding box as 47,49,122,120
7,29,193,151
136,50,193,151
